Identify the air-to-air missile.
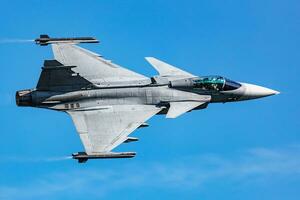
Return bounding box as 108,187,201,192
35,34,99,46
72,152,136,163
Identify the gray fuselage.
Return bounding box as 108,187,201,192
16,76,255,113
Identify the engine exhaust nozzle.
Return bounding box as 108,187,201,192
16,89,33,107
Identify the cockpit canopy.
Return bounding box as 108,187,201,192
193,76,241,91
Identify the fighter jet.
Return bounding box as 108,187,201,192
16,35,279,163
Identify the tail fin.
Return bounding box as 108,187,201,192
36,60,92,91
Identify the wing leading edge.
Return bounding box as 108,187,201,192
52,44,149,85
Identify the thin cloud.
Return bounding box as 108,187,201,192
1,145,300,199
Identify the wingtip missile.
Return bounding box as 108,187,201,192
35,34,99,46
72,152,136,163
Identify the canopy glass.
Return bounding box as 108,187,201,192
193,76,241,91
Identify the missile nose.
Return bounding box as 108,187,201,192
241,83,280,100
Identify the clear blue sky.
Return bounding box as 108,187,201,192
0,0,299,199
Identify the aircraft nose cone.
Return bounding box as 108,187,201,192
242,83,280,99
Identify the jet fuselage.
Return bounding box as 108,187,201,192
16,75,278,113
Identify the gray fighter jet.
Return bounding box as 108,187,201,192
16,35,279,163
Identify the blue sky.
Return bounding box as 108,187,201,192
0,0,299,199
